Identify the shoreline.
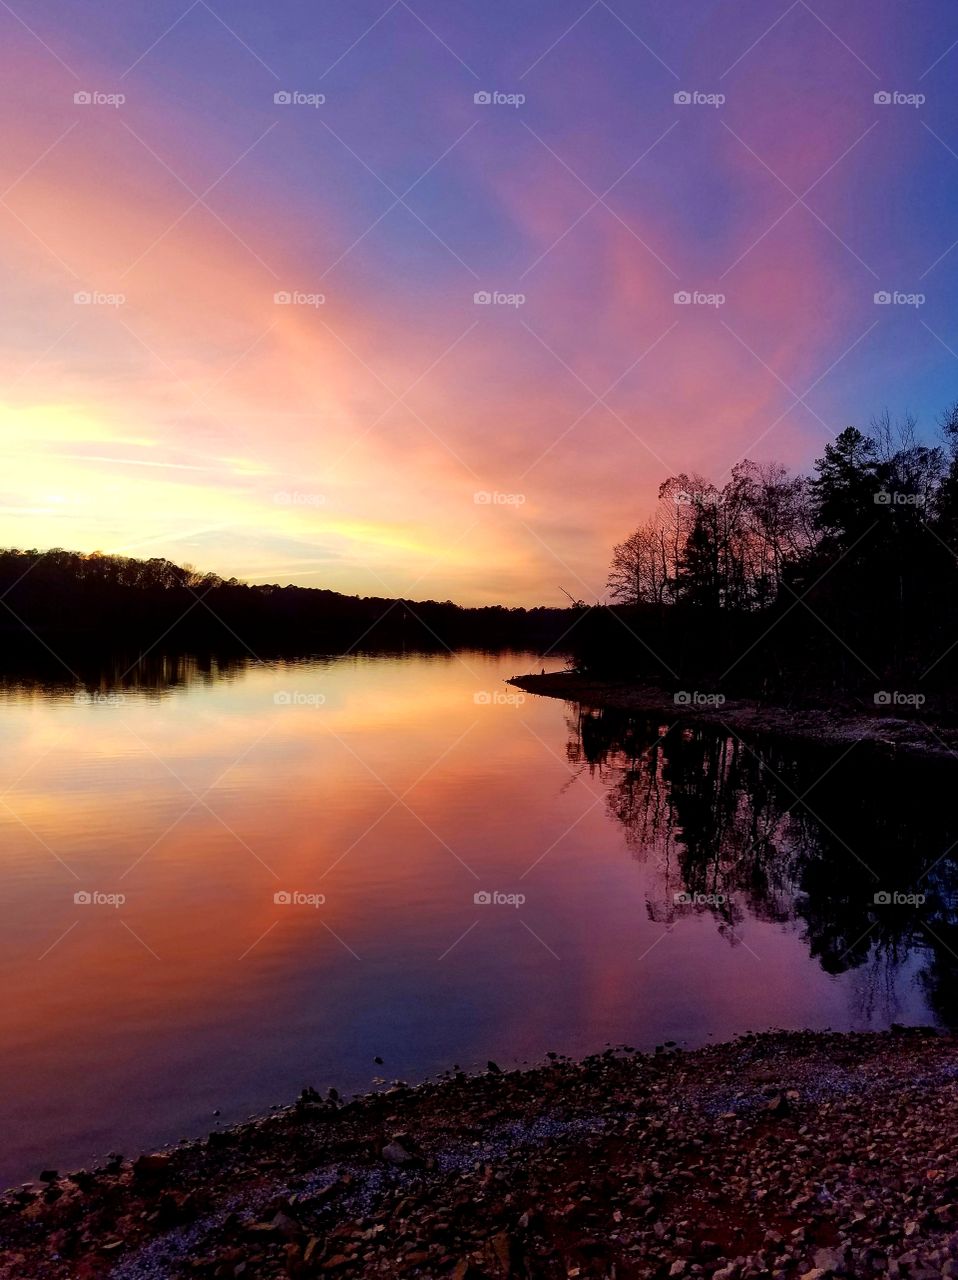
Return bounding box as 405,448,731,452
4,1027,958,1278
508,671,958,761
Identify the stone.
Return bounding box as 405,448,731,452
132,1154,172,1180
381,1141,416,1166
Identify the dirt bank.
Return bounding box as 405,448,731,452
508,672,958,760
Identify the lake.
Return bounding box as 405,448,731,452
0,647,953,1186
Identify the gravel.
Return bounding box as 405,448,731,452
2,1027,958,1278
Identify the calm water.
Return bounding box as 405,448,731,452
0,648,955,1184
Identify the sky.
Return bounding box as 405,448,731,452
1,0,957,605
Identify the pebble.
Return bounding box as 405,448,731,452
2,1027,956,1280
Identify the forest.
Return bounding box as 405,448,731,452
0,546,570,658
574,407,958,701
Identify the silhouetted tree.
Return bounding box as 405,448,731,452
596,406,958,700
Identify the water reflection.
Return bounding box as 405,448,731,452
568,705,958,1026
0,652,953,1185
0,645,457,701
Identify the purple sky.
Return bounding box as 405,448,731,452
1,0,956,602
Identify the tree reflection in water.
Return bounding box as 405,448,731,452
566,705,958,1026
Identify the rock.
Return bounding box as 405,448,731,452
451,1263,485,1280
488,1229,511,1270
487,1061,503,1074
381,1140,416,1165
132,1153,172,1180
6,1030,958,1280
270,1210,301,1239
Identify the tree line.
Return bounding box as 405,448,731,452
0,547,571,657
579,406,958,701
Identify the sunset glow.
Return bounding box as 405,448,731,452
2,0,957,602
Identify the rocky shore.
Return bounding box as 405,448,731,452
507,672,958,760
5,1028,958,1278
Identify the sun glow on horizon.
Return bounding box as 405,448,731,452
1,0,956,602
